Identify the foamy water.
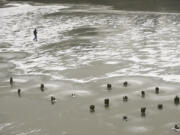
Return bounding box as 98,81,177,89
1,2,180,82
1,1,180,135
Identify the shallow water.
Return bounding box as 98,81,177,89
0,1,180,135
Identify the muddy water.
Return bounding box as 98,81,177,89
0,1,180,135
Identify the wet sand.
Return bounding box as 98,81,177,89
1,72,180,135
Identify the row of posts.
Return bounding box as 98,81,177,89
89,83,180,118
10,78,180,110
10,77,180,129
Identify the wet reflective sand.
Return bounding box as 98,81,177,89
1,75,180,135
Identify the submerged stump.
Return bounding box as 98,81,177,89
157,104,163,110
155,87,159,94
141,91,145,98
174,96,180,105
51,96,56,104
17,89,21,97
72,93,76,97
141,107,146,117
123,96,128,102
90,105,95,112
123,81,128,87
175,124,180,129
104,98,109,107
107,84,112,90
40,84,45,92
123,116,128,121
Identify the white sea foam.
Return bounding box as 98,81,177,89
0,123,13,131
1,2,180,83
15,129,41,135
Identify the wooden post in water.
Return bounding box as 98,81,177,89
123,116,128,121
107,84,112,90
157,104,163,110
17,89,21,97
141,107,146,117
141,91,145,98
123,81,128,87
104,98,109,107
40,84,45,92
155,87,159,94
174,96,179,105
51,96,56,104
90,105,95,112
123,96,128,102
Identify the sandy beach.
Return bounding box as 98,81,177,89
1,1,180,135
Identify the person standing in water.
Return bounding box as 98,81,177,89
33,28,37,41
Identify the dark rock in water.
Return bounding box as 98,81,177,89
141,91,145,97
123,81,128,87
10,77,13,87
157,104,163,110
123,96,128,102
123,116,128,121
141,107,146,117
40,84,44,91
90,105,95,112
17,89,21,97
107,84,112,90
104,98,109,107
174,96,180,105
155,87,159,94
